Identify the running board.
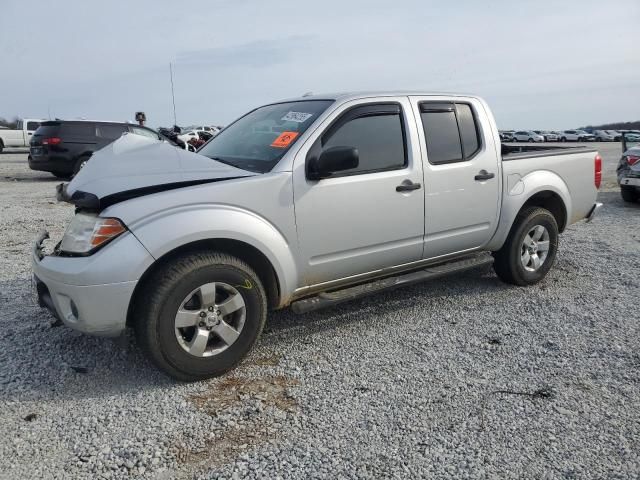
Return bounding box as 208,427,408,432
291,252,494,314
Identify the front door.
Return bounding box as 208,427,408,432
411,97,501,259
293,98,425,287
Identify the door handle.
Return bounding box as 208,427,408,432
396,181,422,192
474,170,495,181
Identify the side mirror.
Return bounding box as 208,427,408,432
307,146,359,180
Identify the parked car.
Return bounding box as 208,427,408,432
534,131,559,142
513,131,545,142
606,130,622,141
592,130,616,142
499,130,514,142
618,132,640,202
187,130,213,149
178,130,200,144
0,118,43,152
185,125,220,135
33,91,602,380
28,120,170,178
559,130,595,142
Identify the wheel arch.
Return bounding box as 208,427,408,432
126,238,283,328
487,171,571,251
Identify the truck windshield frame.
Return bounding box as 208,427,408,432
199,99,334,173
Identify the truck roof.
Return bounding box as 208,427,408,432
278,91,480,103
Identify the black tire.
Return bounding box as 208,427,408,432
0,142,4,154
621,186,639,203
52,172,71,179
133,252,267,381
492,207,559,286
528,138,534,143
73,155,91,175
561,137,566,142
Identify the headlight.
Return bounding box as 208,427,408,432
59,213,126,254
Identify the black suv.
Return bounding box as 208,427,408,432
28,120,165,178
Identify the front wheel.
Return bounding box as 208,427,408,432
134,252,267,381
528,138,534,143
493,207,559,286
621,186,639,203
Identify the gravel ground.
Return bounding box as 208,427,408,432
0,145,638,479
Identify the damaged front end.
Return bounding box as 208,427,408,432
57,133,256,210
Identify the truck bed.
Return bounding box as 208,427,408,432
502,143,596,161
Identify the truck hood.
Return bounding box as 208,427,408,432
58,133,255,209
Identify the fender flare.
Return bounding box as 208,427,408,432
486,170,572,251
129,204,299,306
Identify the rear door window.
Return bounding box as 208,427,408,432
419,102,483,164
96,124,127,139
420,104,463,164
61,124,95,136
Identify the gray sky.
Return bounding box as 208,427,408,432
1,0,638,130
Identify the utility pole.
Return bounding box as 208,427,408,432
170,62,178,127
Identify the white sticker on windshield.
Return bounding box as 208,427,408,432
281,111,313,123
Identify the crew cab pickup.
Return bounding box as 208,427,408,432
0,118,43,152
32,92,603,381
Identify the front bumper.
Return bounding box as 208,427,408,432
585,202,603,223
32,230,154,337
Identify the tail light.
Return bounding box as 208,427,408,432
627,155,640,166
594,154,602,189
42,137,62,145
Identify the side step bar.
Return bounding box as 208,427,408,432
291,252,494,314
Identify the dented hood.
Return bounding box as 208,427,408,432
59,134,255,208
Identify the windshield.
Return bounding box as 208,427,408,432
198,100,334,173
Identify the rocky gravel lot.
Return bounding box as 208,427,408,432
0,145,638,479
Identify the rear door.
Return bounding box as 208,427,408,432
293,97,425,286
95,123,128,149
410,97,501,259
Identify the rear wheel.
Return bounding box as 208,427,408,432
621,186,639,203
134,252,267,381
493,207,558,286
528,138,534,143
0,142,4,154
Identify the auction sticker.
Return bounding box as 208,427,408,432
271,131,299,148
281,111,313,123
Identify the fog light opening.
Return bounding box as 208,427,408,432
70,300,79,320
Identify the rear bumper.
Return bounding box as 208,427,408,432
31,230,153,337
28,152,73,173
585,202,603,223
620,176,640,189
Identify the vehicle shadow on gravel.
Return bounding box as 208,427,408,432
0,174,59,183
263,266,511,339
597,189,640,210
0,268,513,400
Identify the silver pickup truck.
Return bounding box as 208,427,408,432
33,92,602,380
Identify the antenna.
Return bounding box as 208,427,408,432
169,62,178,126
